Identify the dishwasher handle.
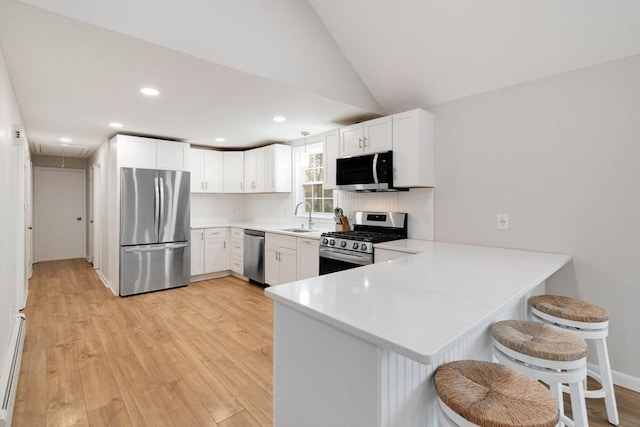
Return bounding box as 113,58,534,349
244,229,265,237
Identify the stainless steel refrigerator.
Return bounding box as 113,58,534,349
120,167,190,296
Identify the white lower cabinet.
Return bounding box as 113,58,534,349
191,227,229,276
230,227,244,275
191,229,205,275
297,237,319,280
265,233,297,286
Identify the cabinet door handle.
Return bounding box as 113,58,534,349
362,136,367,148
202,181,205,190
358,137,363,149
205,181,208,190
224,241,226,249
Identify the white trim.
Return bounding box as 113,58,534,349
96,269,116,295
588,362,640,393
0,314,26,427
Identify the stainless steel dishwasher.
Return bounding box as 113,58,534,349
244,229,265,284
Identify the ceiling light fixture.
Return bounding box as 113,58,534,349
272,116,286,122
109,122,124,128
215,137,225,142
140,87,159,96
60,137,72,143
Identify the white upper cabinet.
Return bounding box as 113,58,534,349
322,129,339,190
190,148,222,193
339,116,392,157
244,147,265,193
157,140,190,171
223,151,245,193
265,144,292,193
116,135,189,171
392,109,434,188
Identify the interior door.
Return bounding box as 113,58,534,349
34,167,86,262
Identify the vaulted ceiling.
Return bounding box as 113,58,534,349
1,0,638,157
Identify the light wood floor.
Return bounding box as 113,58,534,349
14,259,640,426
15,259,273,426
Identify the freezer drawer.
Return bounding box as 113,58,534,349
120,242,190,296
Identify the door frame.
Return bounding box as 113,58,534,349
33,166,87,262
90,163,101,270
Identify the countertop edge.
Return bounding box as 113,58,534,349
266,251,572,364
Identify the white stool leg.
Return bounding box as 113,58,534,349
595,337,619,425
550,382,566,427
569,381,589,427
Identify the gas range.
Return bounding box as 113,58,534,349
319,212,407,274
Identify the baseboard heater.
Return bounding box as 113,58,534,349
0,314,26,427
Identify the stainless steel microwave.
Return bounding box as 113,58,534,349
336,151,406,192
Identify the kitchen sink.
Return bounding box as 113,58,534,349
280,228,313,233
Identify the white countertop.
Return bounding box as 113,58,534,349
265,241,571,364
190,222,326,239
373,238,431,254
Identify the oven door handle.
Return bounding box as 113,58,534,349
320,248,371,266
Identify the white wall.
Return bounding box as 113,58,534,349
0,43,28,379
432,55,640,384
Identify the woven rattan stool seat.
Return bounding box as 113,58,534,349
434,360,559,427
492,320,587,361
529,294,608,323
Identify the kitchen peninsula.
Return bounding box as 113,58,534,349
265,241,572,427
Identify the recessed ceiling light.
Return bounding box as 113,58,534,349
215,137,225,142
109,122,124,128
272,116,286,122
140,87,159,96
60,137,72,143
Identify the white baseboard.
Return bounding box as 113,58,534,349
190,270,233,283
96,269,117,296
587,362,640,393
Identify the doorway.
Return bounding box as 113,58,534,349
34,167,86,262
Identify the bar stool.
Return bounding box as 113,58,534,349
492,320,588,427
529,295,619,425
434,360,559,427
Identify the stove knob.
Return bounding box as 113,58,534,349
340,241,347,248
352,242,359,250
360,243,367,251
329,239,335,246
322,238,328,245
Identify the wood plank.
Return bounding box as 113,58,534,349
218,410,262,427
46,371,89,427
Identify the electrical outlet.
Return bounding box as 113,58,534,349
497,214,509,230
423,212,431,225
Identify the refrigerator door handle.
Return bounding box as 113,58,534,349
154,176,160,235
158,176,165,235
123,242,188,253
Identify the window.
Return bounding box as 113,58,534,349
293,142,334,217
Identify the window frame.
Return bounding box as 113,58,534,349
292,142,335,220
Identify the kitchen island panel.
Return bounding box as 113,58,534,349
274,304,378,427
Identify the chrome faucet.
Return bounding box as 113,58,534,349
294,201,313,229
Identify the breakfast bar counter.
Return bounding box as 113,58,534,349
265,241,571,427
